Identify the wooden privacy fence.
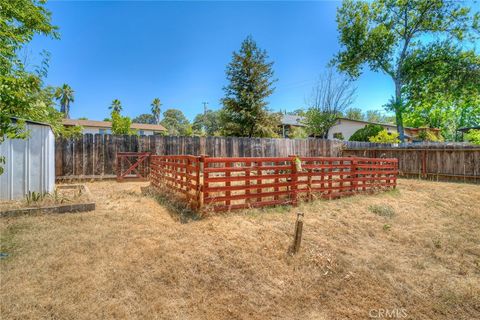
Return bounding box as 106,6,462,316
343,145,480,183
55,135,478,183
55,135,343,179
149,155,398,212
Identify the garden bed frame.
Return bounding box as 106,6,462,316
149,155,398,213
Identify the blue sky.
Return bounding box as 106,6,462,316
29,0,396,121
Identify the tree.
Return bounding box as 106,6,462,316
344,107,363,120
111,111,136,135
289,126,309,139
133,114,156,124
151,98,162,124
160,109,192,136
365,110,384,123
54,84,74,118
464,129,480,145
303,67,356,138
349,124,384,142
192,110,221,136
335,0,479,142
287,109,307,117
0,0,58,140
369,129,400,143
402,43,480,140
109,99,122,113
220,36,280,137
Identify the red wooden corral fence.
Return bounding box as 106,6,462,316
150,155,202,209
148,155,398,213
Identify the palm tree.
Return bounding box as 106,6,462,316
109,99,123,113
151,98,162,124
54,84,75,119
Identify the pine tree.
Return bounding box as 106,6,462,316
220,36,280,137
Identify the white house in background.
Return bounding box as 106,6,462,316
62,119,167,136
279,115,442,141
327,118,400,140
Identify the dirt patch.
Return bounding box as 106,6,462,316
0,184,91,211
1,179,479,319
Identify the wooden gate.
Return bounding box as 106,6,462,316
116,152,150,181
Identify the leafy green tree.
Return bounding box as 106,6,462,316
344,107,363,121
160,109,192,136
464,129,480,145
287,109,307,117
111,111,136,135
220,36,280,137
192,110,221,136
335,0,479,142
0,0,58,140
109,99,123,113
151,98,162,124
369,129,400,143
133,113,156,124
365,110,384,123
288,126,309,139
349,124,384,142
402,43,480,140
54,83,74,118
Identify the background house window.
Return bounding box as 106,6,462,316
99,128,111,135
333,132,344,140
138,130,144,135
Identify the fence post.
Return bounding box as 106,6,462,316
351,159,358,193
290,155,298,206
198,155,207,211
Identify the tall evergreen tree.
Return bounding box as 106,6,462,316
220,36,280,137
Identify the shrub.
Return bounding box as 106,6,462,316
369,129,400,143
464,129,480,145
289,126,309,139
349,124,383,141
417,128,444,142
369,204,395,218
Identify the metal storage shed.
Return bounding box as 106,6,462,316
0,119,55,200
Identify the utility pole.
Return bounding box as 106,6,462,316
202,102,209,133
202,102,209,116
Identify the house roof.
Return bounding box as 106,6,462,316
336,117,398,128
62,119,167,131
457,126,480,132
281,115,400,128
281,114,306,126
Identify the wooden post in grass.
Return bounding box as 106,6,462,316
289,155,298,206
289,212,304,255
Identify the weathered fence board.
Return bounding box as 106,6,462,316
343,144,480,182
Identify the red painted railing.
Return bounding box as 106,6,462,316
149,155,398,213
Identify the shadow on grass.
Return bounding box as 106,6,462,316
141,186,201,224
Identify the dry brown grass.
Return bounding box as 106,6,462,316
1,179,479,319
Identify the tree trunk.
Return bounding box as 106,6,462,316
394,80,405,143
